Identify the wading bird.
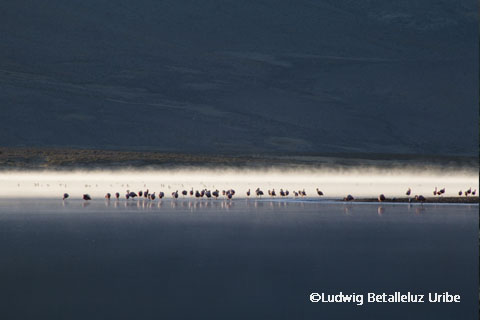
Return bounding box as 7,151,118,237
83,194,91,201
63,193,69,200
415,195,426,203
344,195,354,201
378,194,386,202
255,188,264,197
105,193,111,199
316,188,324,196
115,192,120,199
406,188,411,196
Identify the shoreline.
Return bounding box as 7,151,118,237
350,197,479,204
0,196,477,204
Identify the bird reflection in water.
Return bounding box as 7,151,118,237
343,204,353,215
415,206,426,215
377,206,385,216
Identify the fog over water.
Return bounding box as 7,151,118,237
0,166,477,199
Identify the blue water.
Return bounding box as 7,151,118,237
0,199,477,319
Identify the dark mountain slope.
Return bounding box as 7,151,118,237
0,0,477,155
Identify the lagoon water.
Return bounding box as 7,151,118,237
0,199,477,319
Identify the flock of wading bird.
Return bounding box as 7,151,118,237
62,186,477,203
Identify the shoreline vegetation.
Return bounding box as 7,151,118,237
0,147,477,170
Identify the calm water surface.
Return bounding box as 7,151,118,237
0,199,477,319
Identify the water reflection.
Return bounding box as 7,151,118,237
377,206,385,216
63,198,449,217
343,204,354,215
415,206,426,215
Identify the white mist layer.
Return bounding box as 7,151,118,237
0,167,477,200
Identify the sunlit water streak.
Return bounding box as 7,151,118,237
0,167,477,199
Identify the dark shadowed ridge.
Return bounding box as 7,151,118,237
0,0,477,156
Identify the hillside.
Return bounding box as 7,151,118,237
0,0,477,155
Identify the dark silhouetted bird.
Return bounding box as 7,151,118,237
415,195,426,202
